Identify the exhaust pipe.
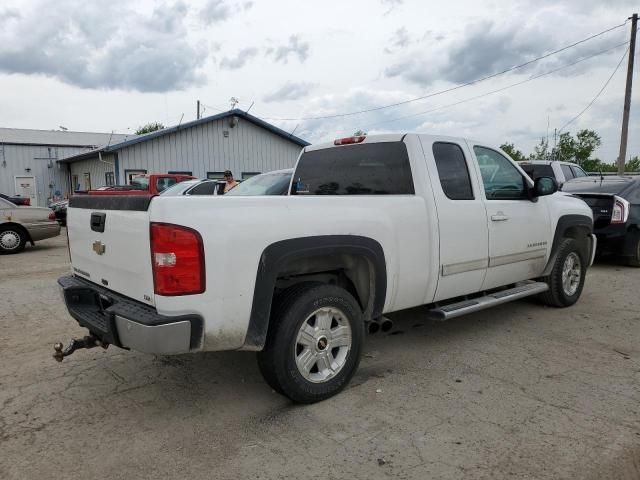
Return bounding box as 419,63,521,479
380,316,393,332
368,318,381,334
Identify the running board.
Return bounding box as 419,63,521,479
426,281,549,321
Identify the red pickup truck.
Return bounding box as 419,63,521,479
86,174,195,196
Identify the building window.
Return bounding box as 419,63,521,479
168,171,192,176
105,172,115,186
207,171,226,180
125,169,147,184
242,172,261,180
83,172,91,191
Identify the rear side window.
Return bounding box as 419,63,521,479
293,142,414,195
560,164,574,180
158,177,178,192
432,142,474,200
529,164,554,179
571,166,587,178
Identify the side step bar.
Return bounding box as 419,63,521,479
426,281,549,321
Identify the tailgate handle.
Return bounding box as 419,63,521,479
90,212,106,233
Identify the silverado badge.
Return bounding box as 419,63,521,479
92,241,106,255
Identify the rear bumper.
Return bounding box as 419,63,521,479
58,275,203,354
594,224,635,257
27,222,61,242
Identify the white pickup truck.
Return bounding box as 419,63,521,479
57,134,595,403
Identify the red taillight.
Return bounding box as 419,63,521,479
150,223,205,296
611,196,630,224
334,135,366,145
48,212,56,220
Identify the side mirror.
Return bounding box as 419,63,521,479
533,176,558,197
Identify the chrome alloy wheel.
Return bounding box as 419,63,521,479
295,307,352,383
561,252,581,296
0,230,20,251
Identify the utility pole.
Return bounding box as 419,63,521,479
197,100,201,120
617,13,637,175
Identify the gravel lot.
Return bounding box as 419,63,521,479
1,231,639,480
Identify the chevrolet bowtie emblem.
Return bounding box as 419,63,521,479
93,241,106,255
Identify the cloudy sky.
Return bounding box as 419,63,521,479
0,0,638,162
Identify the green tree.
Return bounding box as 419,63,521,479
135,122,165,135
530,138,550,160
554,132,576,161
573,129,601,166
500,142,526,162
625,156,640,172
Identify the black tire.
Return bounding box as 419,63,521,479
538,238,586,307
625,232,640,267
257,283,364,403
0,226,27,254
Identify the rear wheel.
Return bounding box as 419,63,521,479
625,232,640,267
0,226,26,254
539,238,585,307
257,283,364,403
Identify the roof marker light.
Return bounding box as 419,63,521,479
334,135,366,146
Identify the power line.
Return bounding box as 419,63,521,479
358,42,628,131
255,21,628,122
558,46,629,133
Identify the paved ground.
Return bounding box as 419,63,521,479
1,232,640,480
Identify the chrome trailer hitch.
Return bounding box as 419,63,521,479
53,334,109,362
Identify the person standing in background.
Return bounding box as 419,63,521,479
223,170,239,193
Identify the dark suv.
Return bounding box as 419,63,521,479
562,176,640,266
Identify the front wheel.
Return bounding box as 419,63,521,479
539,238,586,307
257,283,364,403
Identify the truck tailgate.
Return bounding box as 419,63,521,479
67,196,155,306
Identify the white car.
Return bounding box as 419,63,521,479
57,134,595,403
519,160,589,185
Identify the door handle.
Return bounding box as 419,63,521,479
491,213,509,221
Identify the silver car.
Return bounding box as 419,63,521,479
0,197,61,254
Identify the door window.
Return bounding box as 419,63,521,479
72,174,79,191
105,172,115,186
560,164,574,180
432,142,474,200
474,146,526,200
187,181,219,195
83,173,91,190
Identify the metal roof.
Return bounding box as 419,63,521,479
58,109,309,164
0,127,132,147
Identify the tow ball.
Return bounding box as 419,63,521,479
53,334,109,362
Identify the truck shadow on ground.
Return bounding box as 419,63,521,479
69,296,553,416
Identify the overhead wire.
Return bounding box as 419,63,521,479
359,41,629,131
557,46,629,133
253,21,629,121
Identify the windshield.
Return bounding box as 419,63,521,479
130,176,150,190
226,171,292,196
